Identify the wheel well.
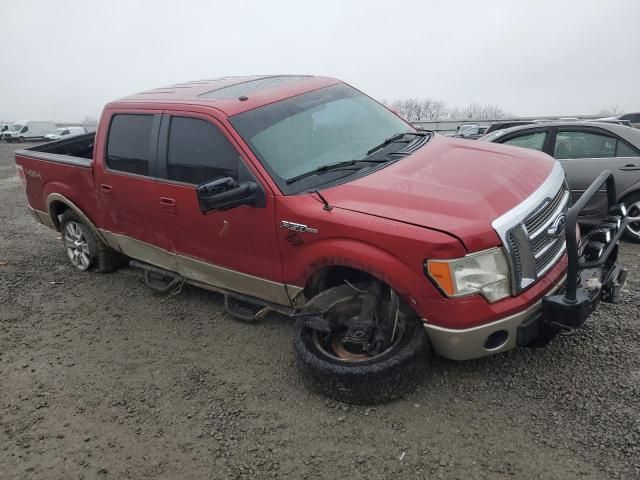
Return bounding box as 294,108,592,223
48,200,70,231
303,266,379,300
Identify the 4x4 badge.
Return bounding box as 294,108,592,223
280,221,318,234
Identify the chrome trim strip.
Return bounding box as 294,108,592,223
534,237,563,259
492,162,565,243
537,243,567,277
99,229,298,306
424,275,565,361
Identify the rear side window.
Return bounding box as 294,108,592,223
502,131,547,151
616,140,639,157
107,114,155,176
554,131,616,159
167,117,239,184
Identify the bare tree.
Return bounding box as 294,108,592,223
597,105,622,117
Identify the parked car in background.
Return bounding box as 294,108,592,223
44,126,87,141
594,119,633,127
453,124,488,139
484,121,535,135
597,113,640,128
558,117,581,122
480,122,640,241
4,121,57,143
0,121,14,140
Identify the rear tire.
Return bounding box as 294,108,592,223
60,210,124,273
294,285,429,404
623,192,640,243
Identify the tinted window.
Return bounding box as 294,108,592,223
107,114,155,176
616,140,640,157
503,131,547,151
21,126,28,133
167,117,239,184
554,131,616,159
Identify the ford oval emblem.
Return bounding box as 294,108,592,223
547,213,567,238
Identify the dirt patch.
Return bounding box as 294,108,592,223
1,142,639,479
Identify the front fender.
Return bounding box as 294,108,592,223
284,237,452,318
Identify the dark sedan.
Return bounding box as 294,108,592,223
480,122,640,242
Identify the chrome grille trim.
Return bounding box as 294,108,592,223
492,162,568,294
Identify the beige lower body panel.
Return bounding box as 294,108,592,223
28,207,56,229
424,278,565,361
99,230,300,306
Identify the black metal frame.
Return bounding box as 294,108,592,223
563,170,627,303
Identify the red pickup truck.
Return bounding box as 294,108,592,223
15,75,630,403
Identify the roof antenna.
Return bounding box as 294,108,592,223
314,189,333,211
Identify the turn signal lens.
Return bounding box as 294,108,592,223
427,261,455,296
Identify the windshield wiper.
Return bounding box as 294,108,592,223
286,158,390,185
366,131,428,156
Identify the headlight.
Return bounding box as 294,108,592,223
425,248,511,303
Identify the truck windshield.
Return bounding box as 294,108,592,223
10,125,22,131
230,84,413,194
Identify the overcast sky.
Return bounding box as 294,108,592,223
1,0,639,122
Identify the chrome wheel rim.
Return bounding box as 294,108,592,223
627,201,640,238
64,221,91,271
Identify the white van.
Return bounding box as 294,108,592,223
44,126,87,141
0,122,14,140
4,121,57,143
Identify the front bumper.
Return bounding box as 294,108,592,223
425,276,565,360
425,170,630,361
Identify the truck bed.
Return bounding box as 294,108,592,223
16,132,95,167
15,133,98,224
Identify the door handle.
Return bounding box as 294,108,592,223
620,164,640,171
100,184,113,194
159,197,177,214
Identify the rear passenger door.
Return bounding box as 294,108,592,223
552,127,640,217
154,112,288,304
95,111,172,268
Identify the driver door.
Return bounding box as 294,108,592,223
154,111,289,305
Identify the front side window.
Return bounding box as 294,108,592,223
21,126,28,133
61,129,70,135
554,131,616,159
502,131,547,151
167,117,239,184
230,84,413,193
106,114,155,176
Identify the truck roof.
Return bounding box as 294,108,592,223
112,75,341,116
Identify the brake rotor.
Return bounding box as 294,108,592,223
330,331,370,361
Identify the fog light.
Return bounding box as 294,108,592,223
484,330,508,350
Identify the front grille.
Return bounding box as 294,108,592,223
504,183,569,292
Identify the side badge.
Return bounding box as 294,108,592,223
280,221,318,234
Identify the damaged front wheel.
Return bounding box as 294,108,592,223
294,283,429,404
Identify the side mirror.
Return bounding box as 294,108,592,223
196,176,261,212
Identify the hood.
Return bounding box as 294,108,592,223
325,135,556,252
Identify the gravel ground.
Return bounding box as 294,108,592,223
1,141,639,479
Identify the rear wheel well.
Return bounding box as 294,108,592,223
49,200,70,231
